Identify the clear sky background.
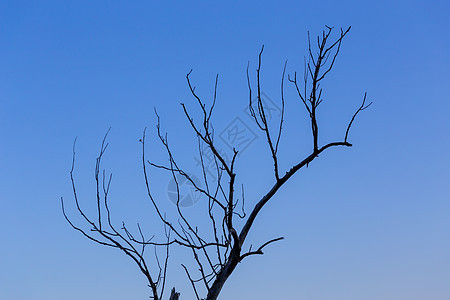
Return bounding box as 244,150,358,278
1,1,449,299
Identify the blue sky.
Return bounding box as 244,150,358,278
1,1,449,299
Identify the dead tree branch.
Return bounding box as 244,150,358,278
62,25,370,300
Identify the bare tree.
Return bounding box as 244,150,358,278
61,26,371,300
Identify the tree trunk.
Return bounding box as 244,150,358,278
205,255,239,300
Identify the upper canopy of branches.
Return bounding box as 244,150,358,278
61,26,370,300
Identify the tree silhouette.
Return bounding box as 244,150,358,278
61,26,371,300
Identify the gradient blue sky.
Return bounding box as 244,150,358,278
1,1,449,299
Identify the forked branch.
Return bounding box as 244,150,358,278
62,25,370,300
